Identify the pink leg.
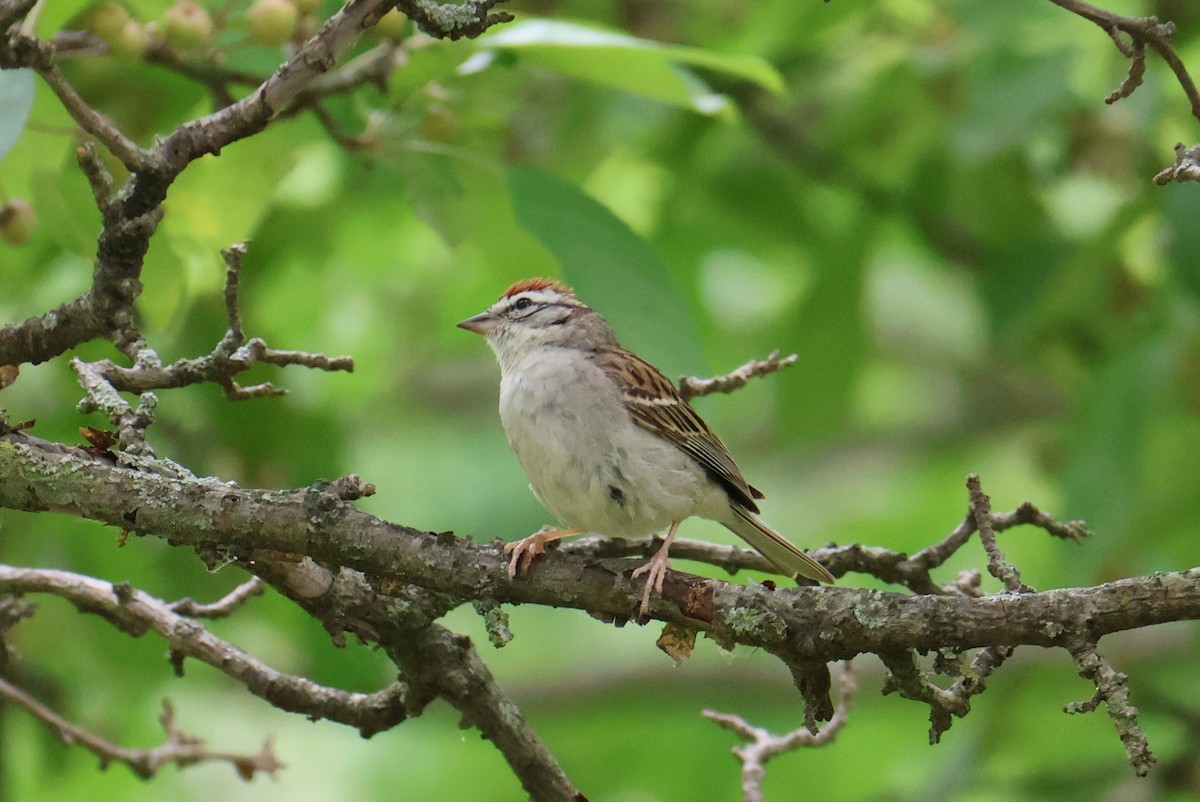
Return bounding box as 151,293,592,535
503,526,582,578
631,521,681,617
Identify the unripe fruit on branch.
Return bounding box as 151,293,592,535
89,2,131,40
246,0,297,47
162,1,213,51
0,200,37,246
108,19,149,56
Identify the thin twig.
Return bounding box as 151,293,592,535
0,566,409,736
1047,0,1200,124
1067,640,1155,776
0,683,280,780
170,577,266,618
967,473,1031,593
1153,142,1200,185
678,350,797,402
704,664,856,802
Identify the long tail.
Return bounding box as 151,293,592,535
724,506,834,584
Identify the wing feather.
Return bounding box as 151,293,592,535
594,348,762,512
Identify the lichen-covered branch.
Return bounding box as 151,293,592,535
244,556,581,800
1067,641,1156,776
561,494,1090,595
1,432,1196,658
395,0,514,40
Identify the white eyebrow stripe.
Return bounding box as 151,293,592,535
497,289,577,312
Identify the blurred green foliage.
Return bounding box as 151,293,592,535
1,0,1199,799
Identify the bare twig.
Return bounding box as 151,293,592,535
678,350,797,402
170,577,266,618
560,493,1089,595
967,473,1031,593
704,664,856,802
1153,142,1200,185
143,40,264,109
0,0,397,369
0,30,158,172
1046,0,1200,183
71,358,159,457
75,243,352,406
1068,641,1155,776
0,683,280,780
0,566,409,736
1047,0,1200,124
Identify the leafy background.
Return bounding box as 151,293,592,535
2,0,1199,799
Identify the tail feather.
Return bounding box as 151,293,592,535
725,507,834,584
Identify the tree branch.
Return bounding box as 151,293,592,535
0,686,280,780
0,0,397,368
704,664,856,802
395,0,514,41
169,577,266,618
1,433,1195,659
1153,142,1200,185
1047,0,1200,183
0,565,410,736
678,350,797,402
1047,0,1200,124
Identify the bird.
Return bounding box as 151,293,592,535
458,277,834,616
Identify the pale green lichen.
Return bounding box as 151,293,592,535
853,591,889,629
722,605,787,641
414,0,480,29
473,599,513,648
1041,620,1065,639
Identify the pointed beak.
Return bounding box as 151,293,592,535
457,311,498,335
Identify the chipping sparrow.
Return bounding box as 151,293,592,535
459,278,834,616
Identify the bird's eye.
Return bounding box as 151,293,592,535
511,297,534,312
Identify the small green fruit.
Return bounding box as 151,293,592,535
89,2,131,40
0,200,37,246
246,0,297,47
108,19,148,57
162,1,213,51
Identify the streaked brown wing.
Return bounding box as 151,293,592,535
595,348,762,512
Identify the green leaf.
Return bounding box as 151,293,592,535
0,69,35,160
471,19,784,119
507,166,704,373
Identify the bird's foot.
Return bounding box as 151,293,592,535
503,526,580,578
631,550,672,618
630,521,681,617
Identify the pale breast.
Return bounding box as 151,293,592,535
498,348,706,536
